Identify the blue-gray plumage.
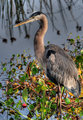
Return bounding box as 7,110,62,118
44,44,81,97
14,11,81,97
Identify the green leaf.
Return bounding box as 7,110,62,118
24,61,27,66
69,39,75,45
23,50,26,53
81,49,83,54
12,54,15,58
76,55,83,63
9,117,14,120
68,118,72,120
75,98,79,103
7,88,13,95
61,86,64,94
38,79,43,85
22,88,28,102
76,36,80,39
17,54,20,57
29,104,35,110
51,103,57,109
35,85,42,92
41,85,47,90
0,102,3,107
6,98,14,106
2,63,6,67
63,116,66,119
71,106,75,111
65,98,71,104
9,78,14,82
12,68,16,73
15,113,20,120
20,76,26,81
0,83,2,89
47,41,50,44
80,111,83,117
51,90,56,96
24,72,29,78
16,100,22,108
29,62,33,68
66,113,69,118
8,71,12,75
19,74,26,82
3,67,6,71
74,49,77,53
32,66,38,75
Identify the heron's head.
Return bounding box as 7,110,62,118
14,11,45,27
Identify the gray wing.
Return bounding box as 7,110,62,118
44,44,81,97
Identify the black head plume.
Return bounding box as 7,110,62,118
30,11,45,18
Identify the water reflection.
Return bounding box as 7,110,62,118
0,0,83,43
0,0,83,60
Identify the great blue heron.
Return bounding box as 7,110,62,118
14,11,81,97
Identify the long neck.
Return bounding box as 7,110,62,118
34,14,48,63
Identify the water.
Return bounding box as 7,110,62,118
0,0,83,62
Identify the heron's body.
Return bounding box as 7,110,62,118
44,44,80,97
14,11,81,97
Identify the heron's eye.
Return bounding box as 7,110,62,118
30,16,35,19
32,16,35,18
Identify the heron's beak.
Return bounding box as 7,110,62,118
14,17,35,27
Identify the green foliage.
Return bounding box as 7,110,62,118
63,113,69,120
7,88,13,95
19,74,26,82
51,90,56,95
17,54,20,57
22,88,28,102
32,65,39,75
71,106,75,112
2,63,6,67
80,49,83,54
9,78,14,82
15,113,20,120
16,100,22,108
3,67,6,71
0,83,2,89
29,104,35,110
68,39,75,45
6,98,14,106
80,111,83,117
65,98,71,104
75,98,79,103
76,55,83,63
47,41,50,44
0,102,3,108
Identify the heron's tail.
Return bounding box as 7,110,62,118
76,80,81,97
71,80,81,97
65,79,81,97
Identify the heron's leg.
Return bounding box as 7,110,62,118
59,85,62,115
56,85,62,119
56,92,59,118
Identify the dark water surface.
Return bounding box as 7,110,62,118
0,0,83,62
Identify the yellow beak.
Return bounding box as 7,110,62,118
14,17,35,27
